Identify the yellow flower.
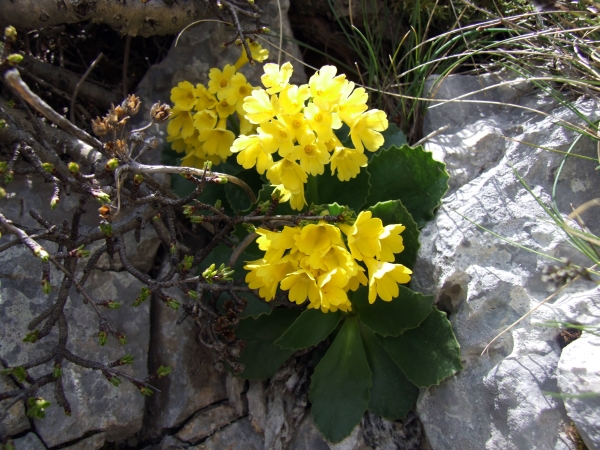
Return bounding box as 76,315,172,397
234,40,269,70
194,84,218,111
208,64,237,99
243,89,280,124
350,109,388,152
167,109,195,139
199,119,235,160
215,98,237,119
379,224,406,262
364,258,412,304
280,269,321,306
292,132,330,176
294,222,342,255
231,134,275,174
304,102,341,141
259,119,295,157
340,211,383,261
279,84,310,115
261,62,294,95
308,65,347,111
330,147,368,181
337,81,368,125
317,268,351,313
221,72,254,109
273,184,307,211
170,81,197,111
244,258,294,302
266,158,307,193
256,226,301,263
280,113,311,143
237,112,255,135
192,109,218,133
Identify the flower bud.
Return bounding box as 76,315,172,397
41,163,54,173
4,26,17,42
7,54,23,65
105,158,119,171
68,162,80,174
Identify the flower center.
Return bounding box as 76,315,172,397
304,145,315,155
314,114,323,123
219,78,228,88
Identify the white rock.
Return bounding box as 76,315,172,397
413,73,600,449
557,330,600,450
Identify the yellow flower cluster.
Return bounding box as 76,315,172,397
245,211,411,312
231,63,389,210
167,41,269,168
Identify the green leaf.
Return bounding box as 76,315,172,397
310,316,371,443
368,200,420,269
236,308,301,380
380,123,407,152
353,285,433,337
305,168,371,213
225,169,264,212
237,291,272,319
365,145,449,227
275,309,342,350
360,324,418,419
380,308,462,388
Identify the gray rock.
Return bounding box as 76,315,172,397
0,375,29,437
134,0,305,142
0,176,154,446
142,258,228,439
189,417,264,450
61,432,106,450
413,73,600,449
11,432,46,450
176,402,244,444
557,329,600,450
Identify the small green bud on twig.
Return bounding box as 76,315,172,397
50,195,59,210
27,397,51,419
4,26,17,41
41,278,51,295
41,163,54,173
68,162,80,174
7,54,23,65
0,187,5,199
53,364,62,379
106,300,122,309
187,289,197,299
0,118,6,128
99,223,113,236
156,365,172,378
166,298,180,311
109,376,122,387
117,334,127,346
189,215,204,223
133,173,144,185
93,191,111,204
34,247,49,262
1,366,28,382
119,354,134,365
98,330,108,346
133,287,151,306
105,158,119,171
23,330,39,343
203,161,213,171
5,171,13,184
139,386,154,396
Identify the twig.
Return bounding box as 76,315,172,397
70,53,104,124
4,69,104,150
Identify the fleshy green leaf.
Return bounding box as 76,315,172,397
225,169,264,212
353,285,433,337
275,309,342,350
365,145,449,227
236,308,301,380
360,324,418,419
379,308,462,388
305,168,370,213
368,200,420,269
380,123,407,152
310,316,372,443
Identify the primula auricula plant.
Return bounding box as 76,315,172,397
165,43,461,443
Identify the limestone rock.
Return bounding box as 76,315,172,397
176,403,244,444
61,432,106,450
189,417,264,450
0,177,154,446
413,73,600,449
557,327,600,450
142,258,228,439
11,432,46,450
0,375,29,437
